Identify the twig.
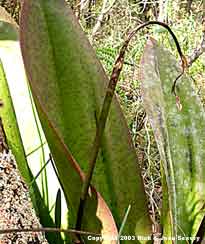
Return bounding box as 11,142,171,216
0,228,101,237
187,0,193,14
76,20,186,239
188,26,205,66
188,1,205,67
91,0,116,42
158,0,169,22
188,34,205,67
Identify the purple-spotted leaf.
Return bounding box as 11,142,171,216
20,0,152,240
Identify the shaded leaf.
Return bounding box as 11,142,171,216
140,38,205,240
55,189,62,229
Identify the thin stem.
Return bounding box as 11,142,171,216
26,141,46,157
28,157,50,188
188,0,205,67
76,20,186,237
0,227,101,237
126,21,187,96
75,40,128,234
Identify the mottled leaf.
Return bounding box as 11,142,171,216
140,38,205,240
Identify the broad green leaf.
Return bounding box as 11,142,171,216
0,17,63,244
20,0,152,239
140,38,205,241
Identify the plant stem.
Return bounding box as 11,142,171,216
75,38,129,234
126,21,187,96
76,20,186,239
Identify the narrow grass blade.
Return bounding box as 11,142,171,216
117,205,131,243
26,141,46,157
29,157,50,188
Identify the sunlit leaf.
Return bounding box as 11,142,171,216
0,16,64,244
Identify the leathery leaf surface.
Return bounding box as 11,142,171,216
20,0,152,240
140,38,205,241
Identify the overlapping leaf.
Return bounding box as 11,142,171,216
20,0,152,240
0,16,63,243
140,38,205,240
